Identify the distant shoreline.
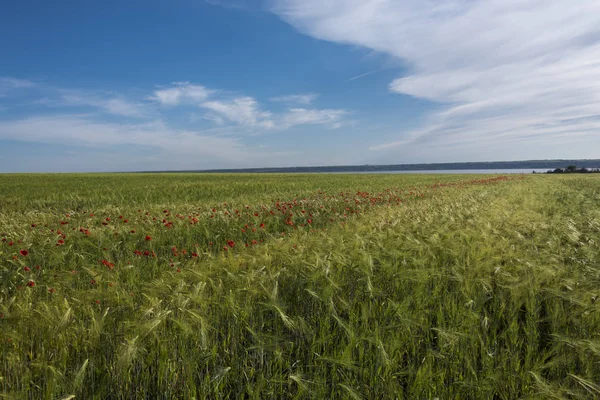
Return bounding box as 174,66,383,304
137,159,600,174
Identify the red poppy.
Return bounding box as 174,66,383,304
23,266,31,272
227,240,235,248
145,235,152,241
26,280,35,288
19,249,29,257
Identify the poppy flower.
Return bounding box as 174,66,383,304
227,240,235,248
145,235,152,241
26,280,35,287
19,249,29,257
23,266,31,272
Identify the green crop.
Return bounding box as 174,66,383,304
1,173,599,399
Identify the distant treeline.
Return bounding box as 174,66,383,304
544,165,600,174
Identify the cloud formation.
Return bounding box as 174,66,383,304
0,77,35,97
272,0,600,158
0,78,352,170
0,115,298,170
202,96,275,129
281,108,348,129
58,90,149,118
150,82,347,131
151,82,213,106
270,93,319,105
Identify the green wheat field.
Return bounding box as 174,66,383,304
1,173,599,399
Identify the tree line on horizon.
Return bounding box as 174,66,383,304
543,165,600,174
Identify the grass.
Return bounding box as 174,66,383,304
1,173,599,399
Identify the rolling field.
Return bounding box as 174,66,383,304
1,173,599,399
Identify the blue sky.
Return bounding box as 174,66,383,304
1,0,600,172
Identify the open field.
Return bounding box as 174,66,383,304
1,173,599,399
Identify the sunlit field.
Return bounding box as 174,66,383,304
1,173,599,399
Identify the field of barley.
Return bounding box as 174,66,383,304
1,173,599,399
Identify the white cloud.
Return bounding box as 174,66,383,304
270,93,319,104
151,82,213,106
0,77,34,89
0,115,230,152
0,77,35,97
201,96,275,129
272,0,600,158
58,91,149,118
0,114,304,170
280,107,348,129
152,83,347,131
200,98,349,131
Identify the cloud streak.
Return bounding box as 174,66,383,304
151,82,213,106
0,114,299,170
58,90,149,118
270,93,319,104
272,0,600,158
0,77,35,97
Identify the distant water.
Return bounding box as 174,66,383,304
332,169,543,174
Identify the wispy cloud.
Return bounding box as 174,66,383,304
272,0,600,158
270,93,319,105
281,107,348,129
150,83,348,131
0,114,299,169
201,96,275,129
151,82,213,106
58,90,149,118
344,67,387,82
0,77,35,97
